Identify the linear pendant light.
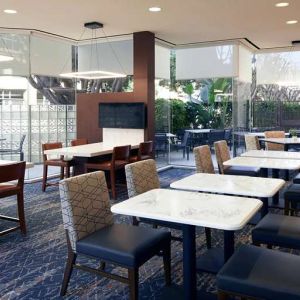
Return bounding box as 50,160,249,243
60,21,127,79
0,54,14,62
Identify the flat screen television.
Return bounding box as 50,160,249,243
99,102,146,129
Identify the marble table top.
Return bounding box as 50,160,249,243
242,150,300,160
170,173,285,198
44,142,139,158
0,160,34,169
224,156,300,170
185,129,211,134
233,131,289,137
261,137,300,145
111,189,262,231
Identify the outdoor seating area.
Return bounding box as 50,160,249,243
2,1,300,300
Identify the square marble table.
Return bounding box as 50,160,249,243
170,173,285,217
241,150,300,160
111,189,262,300
0,160,34,169
261,137,300,151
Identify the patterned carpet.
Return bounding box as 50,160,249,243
0,168,290,300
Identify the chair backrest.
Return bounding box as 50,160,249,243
214,140,231,174
264,131,285,151
59,171,114,252
138,141,153,159
209,130,225,144
224,128,232,141
0,161,26,186
71,138,88,147
193,145,215,174
112,145,131,163
125,159,160,198
245,135,261,151
181,131,190,146
42,142,63,161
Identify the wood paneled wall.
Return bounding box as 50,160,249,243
76,31,155,143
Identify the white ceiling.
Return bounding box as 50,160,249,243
0,0,300,49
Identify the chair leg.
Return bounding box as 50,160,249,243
60,166,64,180
128,268,139,300
284,197,290,216
110,169,116,199
162,242,171,286
42,164,48,192
17,191,26,235
205,227,212,249
99,261,106,271
66,166,70,178
60,251,77,296
217,290,228,300
132,216,139,226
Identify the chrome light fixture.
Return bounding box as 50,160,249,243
60,22,126,79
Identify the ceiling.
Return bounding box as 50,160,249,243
0,0,300,49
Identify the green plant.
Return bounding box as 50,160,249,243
183,83,194,101
289,128,297,137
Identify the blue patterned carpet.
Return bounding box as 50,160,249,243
0,168,289,299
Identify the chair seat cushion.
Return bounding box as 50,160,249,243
293,173,300,184
217,245,300,300
284,184,300,208
76,224,170,268
252,213,300,249
224,166,260,177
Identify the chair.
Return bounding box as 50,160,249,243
224,129,232,150
217,245,300,300
244,135,261,151
265,131,285,151
193,145,215,174
125,159,212,248
283,183,300,216
0,162,26,236
208,130,225,150
42,142,74,192
214,140,260,176
171,131,190,160
59,171,171,299
85,145,131,199
130,141,153,162
0,134,26,161
252,213,300,250
71,138,88,146
154,133,168,157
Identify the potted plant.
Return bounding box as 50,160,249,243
289,129,298,140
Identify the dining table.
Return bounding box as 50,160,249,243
242,150,300,160
170,173,284,273
43,142,139,174
111,189,262,300
261,137,300,151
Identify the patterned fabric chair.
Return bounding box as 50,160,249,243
265,131,285,151
214,140,260,176
244,135,261,151
125,159,212,248
59,171,171,299
193,145,215,173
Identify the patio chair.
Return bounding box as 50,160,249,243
171,131,190,160
193,145,215,174
59,171,171,299
224,128,232,150
0,134,26,161
208,130,225,150
71,138,88,146
154,133,168,157
265,131,285,151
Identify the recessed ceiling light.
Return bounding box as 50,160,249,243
149,7,161,12
286,20,298,24
3,9,17,14
275,2,289,7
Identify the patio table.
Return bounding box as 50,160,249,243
242,150,300,160
111,189,262,300
261,137,300,151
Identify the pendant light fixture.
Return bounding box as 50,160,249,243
60,22,127,79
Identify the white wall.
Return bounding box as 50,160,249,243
155,44,170,79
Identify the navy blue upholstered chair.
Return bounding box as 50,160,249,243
252,213,300,250
59,171,171,299
217,245,300,300
284,183,300,215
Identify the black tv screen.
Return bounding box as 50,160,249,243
99,102,146,129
